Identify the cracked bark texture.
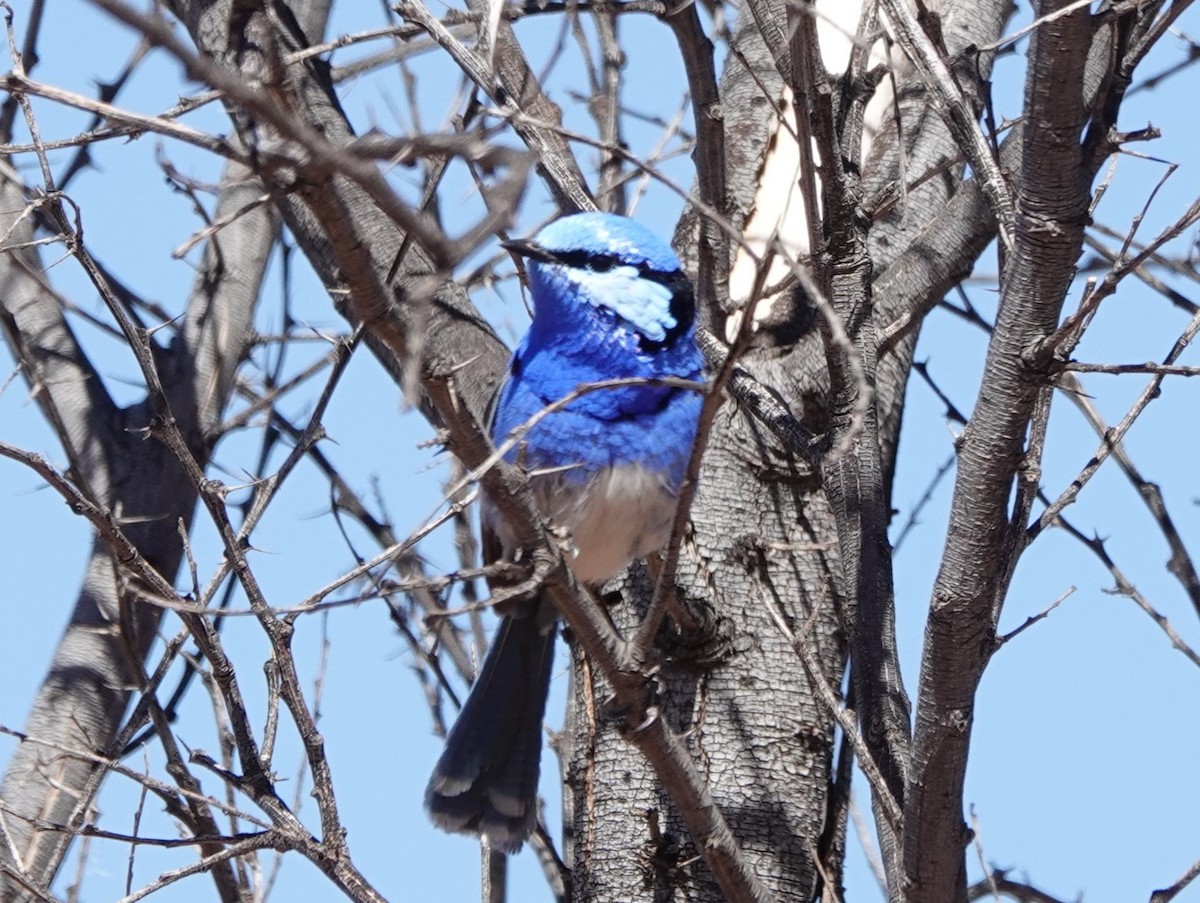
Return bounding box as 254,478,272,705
906,2,1097,899
0,0,1155,898
570,2,1012,899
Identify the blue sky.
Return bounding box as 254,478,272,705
1,1,1199,901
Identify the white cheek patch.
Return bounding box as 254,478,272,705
575,267,676,343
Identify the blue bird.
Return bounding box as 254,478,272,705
425,212,705,852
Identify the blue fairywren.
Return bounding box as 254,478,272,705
425,212,704,852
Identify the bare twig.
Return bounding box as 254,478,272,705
1150,853,1200,903
1035,308,1200,535
877,0,1016,251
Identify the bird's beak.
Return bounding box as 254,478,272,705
501,238,560,265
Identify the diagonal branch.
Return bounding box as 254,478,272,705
877,0,1016,251
396,0,594,213
0,4,302,895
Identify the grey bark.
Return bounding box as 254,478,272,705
0,153,278,900
0,0,1166,899
154,0,1018,898
167,0,510,424
0,0,340,893
572,1,1012,899
905,2,1097,899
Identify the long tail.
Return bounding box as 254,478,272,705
425,609,556,852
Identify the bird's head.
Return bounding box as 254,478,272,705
503,212,695,353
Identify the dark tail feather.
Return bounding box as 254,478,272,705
425,609,556,852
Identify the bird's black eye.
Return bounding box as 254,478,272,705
551,249,625,273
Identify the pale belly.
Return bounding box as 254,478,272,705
485,464,679,585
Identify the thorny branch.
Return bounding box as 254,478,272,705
2,0,1199,900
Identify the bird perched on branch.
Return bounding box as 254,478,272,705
425,211,705,852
